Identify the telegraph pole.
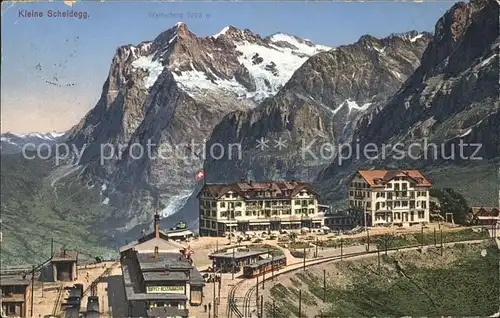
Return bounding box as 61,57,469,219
340,238,343,260
440,227,443,256
303,248,306,270
271,252,275,280
256,276,259,317
232,248,235,280
31,265,35,316
212,271,216,318
367,229,370,251
377,250,381,273
420,223,424,251
260,295,264,318
298,290,302,318
315,238,319,258
323,269,326,302
434,228,437,246
217,272,221,315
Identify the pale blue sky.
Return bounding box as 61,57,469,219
1,0,455,133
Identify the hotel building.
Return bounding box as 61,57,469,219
349,170,432,227
197,180,323,236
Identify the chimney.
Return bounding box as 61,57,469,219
154,212,160,239
154,246,159,259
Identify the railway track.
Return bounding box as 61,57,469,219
228,278,246,318
82,261,118,297
52,282,65,316
237,240,488,317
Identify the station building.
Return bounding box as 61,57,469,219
208,248,270,272
120,214,204,317
51,250,78,282
0,273,29,317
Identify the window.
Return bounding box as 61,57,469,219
220,202,225,208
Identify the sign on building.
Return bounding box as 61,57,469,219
146,285,185,294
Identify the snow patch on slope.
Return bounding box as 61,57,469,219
410,34,424,42
173,67,248,98
235,39,329,102
160,190,192,218
132,55,165,89
268,33,331,55
344,99,372,113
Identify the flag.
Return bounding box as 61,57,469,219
195,169,205,181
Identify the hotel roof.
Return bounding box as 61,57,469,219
51,250,78,262
356,169,432,188
142,271,188,282
119,236,184,254
198,181,319,200
137,252,193,271
0,274,30,286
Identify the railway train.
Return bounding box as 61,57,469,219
243,255,287,278
85,296,100,318
64,284,83,317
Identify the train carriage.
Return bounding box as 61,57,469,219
243,255,287,278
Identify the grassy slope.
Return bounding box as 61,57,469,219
0,154,117,266
268,242,499,317
423,160,498,207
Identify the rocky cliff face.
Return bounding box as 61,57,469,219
318,0,499,204
203,31,431,185
64,22,330,232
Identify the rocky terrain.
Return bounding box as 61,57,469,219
203,31,431,185
62,22,331,234
317,0,499,204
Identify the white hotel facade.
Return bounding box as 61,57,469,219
349,170,432,227
197,180,324,236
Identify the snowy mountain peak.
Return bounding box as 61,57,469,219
121,24,332,102
1,131,67,154
388,30,433,43
212,26,231,39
